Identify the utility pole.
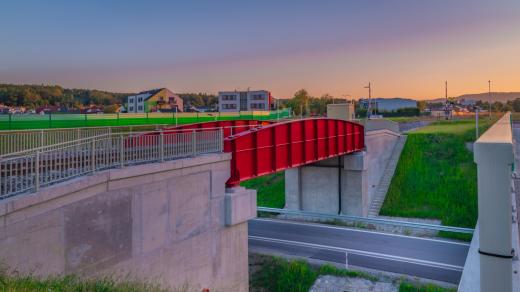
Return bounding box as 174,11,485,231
444,81,450,120
488,80,492,120
364,83,372,120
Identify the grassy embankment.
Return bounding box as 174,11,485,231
380,117,498,240
250,255,455,292
243,117,498,241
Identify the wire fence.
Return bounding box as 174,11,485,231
0,128,223,199
0,109,291,130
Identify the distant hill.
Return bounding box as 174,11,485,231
429,92,520,103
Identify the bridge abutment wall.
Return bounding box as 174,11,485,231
285,129,400,216
0,153,255,291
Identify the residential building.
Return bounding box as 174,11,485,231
326,101,356,121
218,90,272,112
359,98,417,112
127,88,184,113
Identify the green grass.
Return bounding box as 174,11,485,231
240,171,285,208
250,256,376,292
0,110,290,130
380,117,498,240
399,281,456,292
0,273,167,292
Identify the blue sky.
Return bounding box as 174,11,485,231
1,0,519,98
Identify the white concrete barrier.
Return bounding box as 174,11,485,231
472,112,514,292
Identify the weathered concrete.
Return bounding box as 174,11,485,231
285,129,400,216
0,153,255,291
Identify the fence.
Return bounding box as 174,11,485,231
0,128,223,199
0,109,291,130
0,124,172,156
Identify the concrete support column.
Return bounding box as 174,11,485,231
284,167,302,210
341,151,369,217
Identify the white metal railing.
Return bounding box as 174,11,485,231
0,124,171,156
0,128,223,199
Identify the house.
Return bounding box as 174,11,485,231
218,90,272,112
359,98,417,112
126,88,184,113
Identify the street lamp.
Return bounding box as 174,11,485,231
364,83,372,120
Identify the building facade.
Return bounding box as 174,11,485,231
127,88,184,113
360,98,417,112
218,90,272,112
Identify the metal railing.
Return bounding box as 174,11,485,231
257,207,475,234
0,124,174,156
0,128,223,199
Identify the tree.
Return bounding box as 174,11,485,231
512,99,520,112
417,100,426,112
288,89,311,116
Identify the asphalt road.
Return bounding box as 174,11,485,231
248,218,470,284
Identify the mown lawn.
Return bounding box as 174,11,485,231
240,171,285,208
380,117,498,240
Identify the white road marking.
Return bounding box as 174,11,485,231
251,218,471,247
249,235,464,272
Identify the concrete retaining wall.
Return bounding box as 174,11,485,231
0,153,255,291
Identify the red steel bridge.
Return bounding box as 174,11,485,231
163,119,365,187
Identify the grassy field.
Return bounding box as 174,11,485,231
250,255,454,292
240,171,285,208
380,117,498,240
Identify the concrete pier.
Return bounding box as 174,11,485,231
285,129,400,216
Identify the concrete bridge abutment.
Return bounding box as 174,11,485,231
0,153,256,291
285,129,401,217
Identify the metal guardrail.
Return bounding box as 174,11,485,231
0,128,223,199
0,124,173,156
257,207,475,234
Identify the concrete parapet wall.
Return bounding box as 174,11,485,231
0,153,254,291
362,119,400,134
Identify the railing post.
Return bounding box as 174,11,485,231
192,130,196,156
160,131,164,162
91,139,96,173
40,130,44,147
220,127,224,152
35,150,40,192
119,134,124,168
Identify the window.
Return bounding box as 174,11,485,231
129,97,134,103
129,106,134,111
223,104,237,110
251,103,266,109
251,94,265,100
138,97,143,103
221,94,237,101
138,105,143,111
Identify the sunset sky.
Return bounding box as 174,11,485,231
1,0,519,99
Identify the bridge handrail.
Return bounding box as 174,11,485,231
0,124,173,156
0,128,223,199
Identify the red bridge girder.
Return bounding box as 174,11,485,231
162,120,274,138
224,118,364,187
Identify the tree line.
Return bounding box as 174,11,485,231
0,84,218,110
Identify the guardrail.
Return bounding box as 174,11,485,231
0,124,172,156
0,128,223,199
257,207,475,234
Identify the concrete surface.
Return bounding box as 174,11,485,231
0,153,255,292
285,129,400,217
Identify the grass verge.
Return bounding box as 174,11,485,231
240,171,285,208
0,273,167,292
380,117,498,241
250,255,376,292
